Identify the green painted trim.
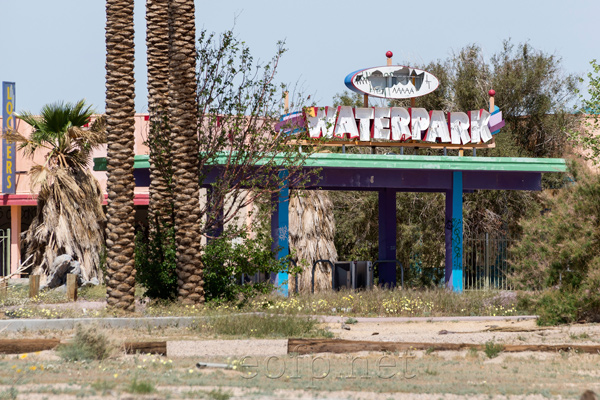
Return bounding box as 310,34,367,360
93,153,567,173
301,153,567,173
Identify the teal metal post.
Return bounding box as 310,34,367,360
270,170,289,296
451,171,463,292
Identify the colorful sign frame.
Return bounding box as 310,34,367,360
2,82,16,194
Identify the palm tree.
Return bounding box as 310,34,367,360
105,0,137,310
289,190,338,292
168,0,204,304
7,100,106,281
146,0,173,229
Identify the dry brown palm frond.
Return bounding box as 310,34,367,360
22,167,106,281
3,130,29,144
28,165,51,193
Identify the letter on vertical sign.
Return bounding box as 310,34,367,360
425,110,450,142
410,108,430,140
334,106,359,139
307,107,337,138
449,112,470,144
469,109,492,143
390,107,410,141
355,107,374,141
372,107,390,140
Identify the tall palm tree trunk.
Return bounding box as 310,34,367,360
289,190,338,293
169,0,204,304
146,0,173,229
105,0,137,310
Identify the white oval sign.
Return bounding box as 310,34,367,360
344,65,439,99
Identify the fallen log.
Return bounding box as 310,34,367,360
288,338,600,355
123,341,167,355
0,339,61,354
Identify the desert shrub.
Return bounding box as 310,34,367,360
135,223,177,300
58,325,112,361
126,377,155,394
510,162,600,324
535,289,580,325
202,229,284,304
484,340,504,359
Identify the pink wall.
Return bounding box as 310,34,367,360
0,114,150,197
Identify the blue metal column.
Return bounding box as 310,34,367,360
444,172,463,292
270,171,289,296
378,188,397,287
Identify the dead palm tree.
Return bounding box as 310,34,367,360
289,190,338,293
7,101,106,281
105,0,137,310
146,0,173,229
169,0,204,304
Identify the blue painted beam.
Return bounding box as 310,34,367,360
378,189,397,287
134,166,545,192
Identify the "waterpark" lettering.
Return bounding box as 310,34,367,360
305,106,496,145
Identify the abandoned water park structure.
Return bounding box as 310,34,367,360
1,53,567,293
93,151,566,295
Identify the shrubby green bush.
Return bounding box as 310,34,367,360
510,162,600,324
202,229,284,304
135,224,286,303
135,223,177,300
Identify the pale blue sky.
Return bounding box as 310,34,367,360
0,0,598,114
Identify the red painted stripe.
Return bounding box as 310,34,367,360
0,194,38,206
0,194,150,206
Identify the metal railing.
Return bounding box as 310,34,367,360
373,259,404,289
463,233,513,290
0,229,10,277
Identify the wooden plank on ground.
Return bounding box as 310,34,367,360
289,339,474,354
0,339,61,354
123,341,167,355
288,339,600,355
66,274,77,302
29,275,40,298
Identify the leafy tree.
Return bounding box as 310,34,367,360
8,100,106,281
330,40,578,285
510,161,600,324
135,30,314,299
194,29,313,236
490,41,578,158
568,59,600,164
332,91,364,108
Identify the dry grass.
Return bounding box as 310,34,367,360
1,284,527,320
241,287,522,318
191,313,333,339
1,350,599,398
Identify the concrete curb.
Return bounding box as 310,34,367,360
167,339,288,357
0,316,197,332
318,315,539,323
0,314,538,332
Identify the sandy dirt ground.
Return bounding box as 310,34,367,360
326,318,600,346
2,315,600,399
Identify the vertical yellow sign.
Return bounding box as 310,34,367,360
2,82,16,194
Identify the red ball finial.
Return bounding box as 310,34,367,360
488,89,496,97
386,51,393,58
